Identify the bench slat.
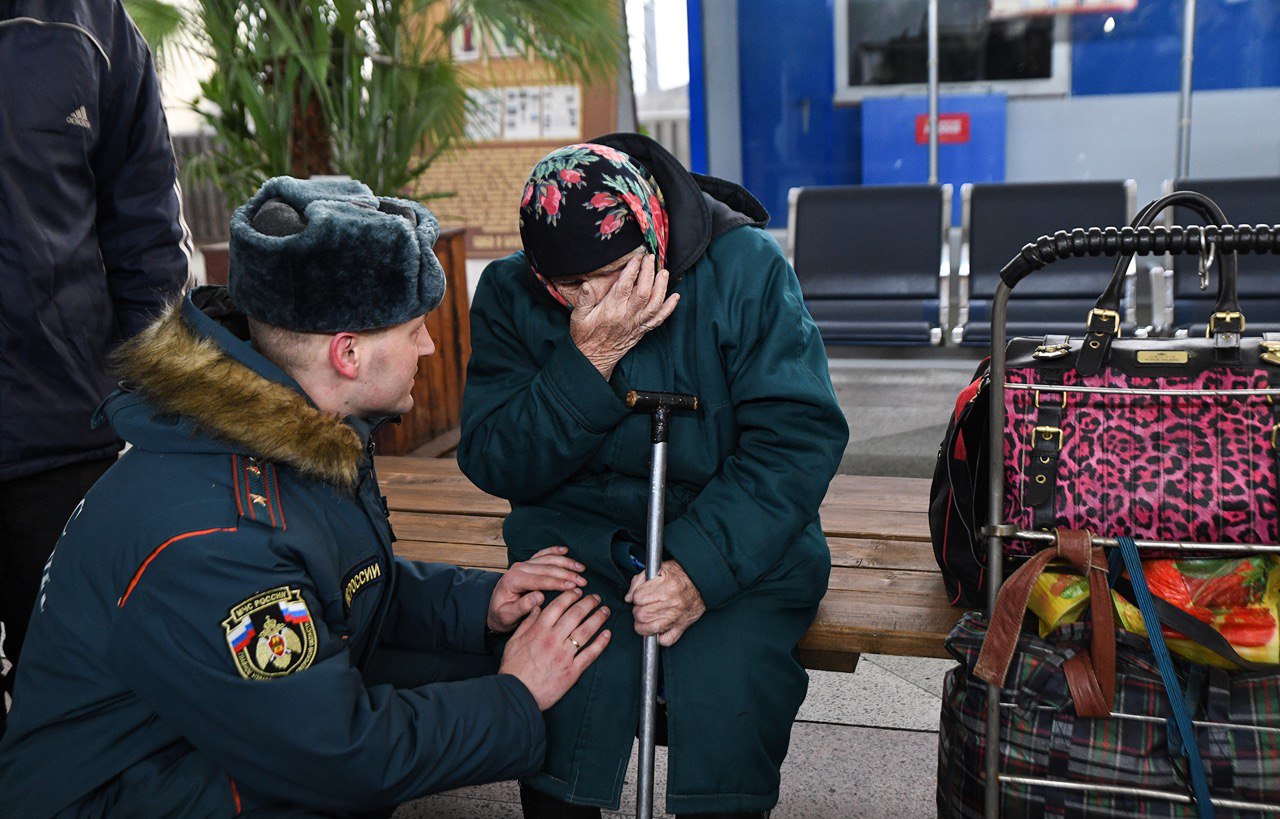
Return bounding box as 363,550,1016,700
377,456,962,669
826,566,951,598
826,537,939,572
391,513,939,574
396,540,509,570
390,513,506,546
820,512,930,541
393,540,962,659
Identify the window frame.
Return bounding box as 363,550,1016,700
832,2,1073,104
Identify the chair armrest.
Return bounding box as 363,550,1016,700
1123,259,1138,327
938,239,951,339
785,187,801,267
1148,265,1174,336
954,241,970,331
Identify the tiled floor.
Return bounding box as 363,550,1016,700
396,655,954,818
397,354,974,817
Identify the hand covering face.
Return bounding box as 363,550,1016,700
518,142,669,308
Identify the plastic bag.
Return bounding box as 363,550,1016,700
1027,555,1280,668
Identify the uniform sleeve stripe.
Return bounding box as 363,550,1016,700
262,481,276,528
227,775,242,814
231,455,246,518
269,465,288,531
118,527,238,607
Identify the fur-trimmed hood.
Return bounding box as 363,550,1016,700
103,288,366,488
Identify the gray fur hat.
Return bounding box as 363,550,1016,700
229,176,446,332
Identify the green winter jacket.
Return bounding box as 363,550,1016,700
458,134,848,814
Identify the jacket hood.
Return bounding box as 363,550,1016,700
103,287,365,488
589,132,769,278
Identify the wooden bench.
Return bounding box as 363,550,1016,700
377,455,964,673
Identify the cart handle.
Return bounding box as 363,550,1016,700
999,222,1280,290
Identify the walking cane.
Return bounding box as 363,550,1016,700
626,389,699,819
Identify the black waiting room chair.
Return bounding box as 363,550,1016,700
953,180,1137,346
786,183,951,345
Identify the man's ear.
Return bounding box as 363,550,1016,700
328,332,360,380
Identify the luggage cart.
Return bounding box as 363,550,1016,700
980,219,1280,817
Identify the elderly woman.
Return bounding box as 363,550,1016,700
457,133,848,819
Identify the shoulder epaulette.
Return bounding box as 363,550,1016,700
231,454,288,531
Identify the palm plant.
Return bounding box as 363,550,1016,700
126,0,624,205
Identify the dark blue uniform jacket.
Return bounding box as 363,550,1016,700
0,1,190,480
0,290,544,816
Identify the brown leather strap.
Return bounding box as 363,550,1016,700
974,529,1116,716
974,549,1056,686
1065,530,1116,712
1062,649,1108,718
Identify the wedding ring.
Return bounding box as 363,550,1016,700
567,636,582,649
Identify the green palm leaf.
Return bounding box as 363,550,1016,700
125,0,625,206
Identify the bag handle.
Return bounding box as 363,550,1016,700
1078,190,1242,375
1097,190,1240,314
974,529,1115,718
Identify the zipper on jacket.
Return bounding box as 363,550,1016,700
355,429,397,667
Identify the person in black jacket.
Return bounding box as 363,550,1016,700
0,0,191,725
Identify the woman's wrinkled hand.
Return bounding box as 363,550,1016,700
625,559,706,647
569,253,679,380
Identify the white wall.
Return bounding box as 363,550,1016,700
1006,88,1280,203
701,0,742,183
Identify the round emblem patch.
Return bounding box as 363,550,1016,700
222,586,318,680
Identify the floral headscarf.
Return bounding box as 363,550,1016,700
518,142,669,308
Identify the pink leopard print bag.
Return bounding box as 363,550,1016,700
1000,190,1280,556
1002,339,1280,556
931,191,1280,604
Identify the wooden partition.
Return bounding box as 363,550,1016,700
375,227,470,454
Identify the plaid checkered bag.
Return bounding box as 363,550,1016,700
938,609,1280,815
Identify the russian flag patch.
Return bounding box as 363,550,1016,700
227,616,256,653
221,586,318,680
280,599,311,624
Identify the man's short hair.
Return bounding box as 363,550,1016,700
246,317,326,373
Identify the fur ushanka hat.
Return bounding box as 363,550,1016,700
229,176,446,332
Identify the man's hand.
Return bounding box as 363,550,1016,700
625,560,706,647
499,588,611,710
570,253,679,380
487,546,588,633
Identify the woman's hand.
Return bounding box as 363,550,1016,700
625,560,706,647
569,253,679,380
487,546,589,633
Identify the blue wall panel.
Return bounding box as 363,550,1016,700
685,0,708,174
862,95,1006,224
1072,0,1280,95
721,0,1279,228
737,0,861,227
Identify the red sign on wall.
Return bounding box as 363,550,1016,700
915,113,971,144
990,0,1138,21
